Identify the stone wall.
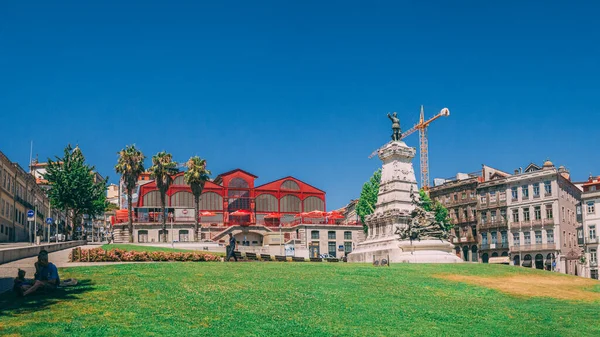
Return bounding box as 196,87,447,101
0,240,86,264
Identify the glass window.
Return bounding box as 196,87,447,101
328,231,336,240
535,231,542,244
522,185,529,198
490,231,497,244
524,232,531,244
328,242,336,257
591,249,598,263
511,187,518,200
590,226,596,240
512,209,519,222
523,208,530,221
311,230,319,240
547,230,554,243
588,202,596,214
461,192,466,200
480,194,487,204
544,181,552,195
481,233,488,245
513,232,520,246
491,210,497,222
533,183,540,197
546,205,553,219
501,231,507,244
534,206,541,220
344,231,352,240
489,191,497,202
344,242,352,254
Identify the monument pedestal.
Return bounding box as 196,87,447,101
347,139,461,264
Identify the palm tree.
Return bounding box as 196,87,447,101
149,151,178,242
115,145,145,242
184,156,211,242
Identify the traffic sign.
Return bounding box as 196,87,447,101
27,210,35,221
46,217,53,225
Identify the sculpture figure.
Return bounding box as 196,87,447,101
395,188,450,241
387,112,402,141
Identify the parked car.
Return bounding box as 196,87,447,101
319,254,335,259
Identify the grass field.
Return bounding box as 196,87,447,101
1,262,600,336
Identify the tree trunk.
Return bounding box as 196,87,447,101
128,188,134,243
194,195,199,242
161,194,167,243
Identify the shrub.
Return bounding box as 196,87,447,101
71,248,220,263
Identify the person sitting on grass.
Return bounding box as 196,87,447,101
21,250,60,297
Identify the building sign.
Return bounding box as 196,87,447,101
285,244,295,256
175,208,195,222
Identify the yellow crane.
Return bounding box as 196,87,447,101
370,105,450,190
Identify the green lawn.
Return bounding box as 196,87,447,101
1,263,599,336
101,243,225,255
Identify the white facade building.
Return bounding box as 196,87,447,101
505,161,581,275
581,176,600,279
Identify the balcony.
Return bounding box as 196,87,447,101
479,219,508,230
587,237,599,244
543,218,555,226
513,243,557,252
591,261,598,268
480,242,509,250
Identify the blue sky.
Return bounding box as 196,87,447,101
1,1,599,209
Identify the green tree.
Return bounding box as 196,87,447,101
44,145,107,238
356,169,381,233
149,151,178,242
115,145,146,242
184,156,211,242
418,189,452,231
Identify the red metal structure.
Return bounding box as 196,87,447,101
124,168,328,227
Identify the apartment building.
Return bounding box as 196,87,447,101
476,165,512,263
506,161,581,275
430,173,480,262
0,151,51,242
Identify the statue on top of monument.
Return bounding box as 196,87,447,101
387,112,402,141
395,187,450,242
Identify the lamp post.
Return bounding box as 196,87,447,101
170,211,174,249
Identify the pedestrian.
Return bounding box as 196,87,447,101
225,233,238,262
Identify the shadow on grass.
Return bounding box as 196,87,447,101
0,278,94,316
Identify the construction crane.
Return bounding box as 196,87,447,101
370,105,450,190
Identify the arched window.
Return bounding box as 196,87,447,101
229,178,249,189
281,180,300,191
303,196,324,212
482,253,489,263
280,195,301,213
142,191,161,207
462,246,469,262
513,255,521,266
501,251,508,256
173,175,186,185
199,192,223,210
471,245,478,262
256,194,278,212
491,252,499,257
170,191,194,207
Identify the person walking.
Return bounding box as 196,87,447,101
225,233,238,262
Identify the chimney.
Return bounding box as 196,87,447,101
514,169,519,175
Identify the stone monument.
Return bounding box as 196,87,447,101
347,111,461,263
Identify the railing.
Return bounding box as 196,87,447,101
543,218,554,225
587,237,599,244
513,243,557,252
479,220,508,229
480,242,508,250
591,261,598,267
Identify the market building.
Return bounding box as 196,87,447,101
112,168,363,258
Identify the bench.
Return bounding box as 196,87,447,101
292,257,306,262
274,255,287,262
309,257,322,262
245,252,258,260
234,251,243,260
326,258,339,262
260,254,272,261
